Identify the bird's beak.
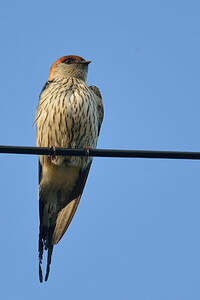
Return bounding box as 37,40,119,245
80,60,91,65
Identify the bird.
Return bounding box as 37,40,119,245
35,55,104,282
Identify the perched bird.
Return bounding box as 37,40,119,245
35,55,103,282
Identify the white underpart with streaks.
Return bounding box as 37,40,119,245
36,77,99,169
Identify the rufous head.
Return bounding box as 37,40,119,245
48,55,91,82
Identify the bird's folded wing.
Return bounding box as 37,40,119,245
52,162,92,244
89,85,104,135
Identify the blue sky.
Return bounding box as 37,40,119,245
0,0,200,299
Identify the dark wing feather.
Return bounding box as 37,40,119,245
38,160,51,282
89,85,104,135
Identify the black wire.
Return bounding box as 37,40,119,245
0,145,200,160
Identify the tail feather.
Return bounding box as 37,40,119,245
45,246,53,281
38,193,56,282
39,262,43,283
39,231,44,283
37,162,92,282
38,224,55,282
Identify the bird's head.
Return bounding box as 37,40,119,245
48,55,91,82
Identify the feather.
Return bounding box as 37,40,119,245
52,163,91,244
38,162,91,281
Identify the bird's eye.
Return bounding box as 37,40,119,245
63,58,73,64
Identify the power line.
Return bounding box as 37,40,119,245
0,145,200,160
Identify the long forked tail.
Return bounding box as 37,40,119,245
38,228,54,282
37,161,92,282
38,197,55,282
45,246,53,281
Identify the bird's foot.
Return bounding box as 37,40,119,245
84,146,91,156
49,146,57,161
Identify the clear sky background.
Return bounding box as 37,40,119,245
0,0,200,299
